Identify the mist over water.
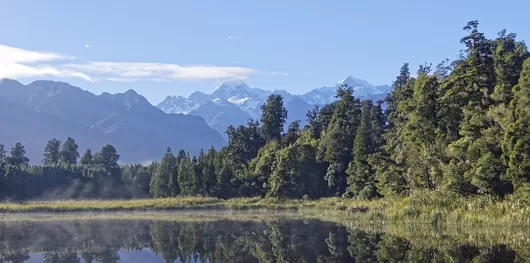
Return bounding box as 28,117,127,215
0,212,526,262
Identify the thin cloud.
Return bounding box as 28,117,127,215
63,62,258,81
227,36,243,40
0,45,69,63
0,45,90,81
270,71,289,76
0,44,264,82
84,44,91,48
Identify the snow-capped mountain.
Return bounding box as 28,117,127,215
157,77,390,138
300,76,391,105
157,95,200,114
189,98,252,140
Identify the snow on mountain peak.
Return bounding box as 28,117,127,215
338,76,371,88
227,96,249,105
214,79,249,91
156,95,199,114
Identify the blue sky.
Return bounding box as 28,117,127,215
1,0,528,103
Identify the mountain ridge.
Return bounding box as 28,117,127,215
157,76,391,136
0,79,225,164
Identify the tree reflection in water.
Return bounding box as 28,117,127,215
0,218,525,262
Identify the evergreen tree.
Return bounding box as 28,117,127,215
43,138,61,165
268,144,298,198
178,154,197,195
373,63,414,196
6,143,30,167
444,21,504,195
80,148,94,165
260,94,288,142
193,154,204,195
503,58,530,189
202,147,218,196
282,120,301,147
151,147,176,198
248,141,280,196
94,144,120,169
346,100,377,198
322,87,362,196
213,148,235,198
60,137,79,164
225,120,265,180
305,106,321,139
403,72,448,191
0,144,6,162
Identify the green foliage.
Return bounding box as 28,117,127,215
2,21,530,205
503,58,530,189
94,145,120,169
150,147,176,198
0,144,5,162
43,138,61,165
346,100,379,198
79,148,93,165
6,143,30,167
260,94,288,142
60,137,79,164
178,154,197,195
282,120,301,147
322,87,362,196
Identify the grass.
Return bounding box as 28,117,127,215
1,190,529,227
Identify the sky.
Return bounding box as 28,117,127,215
0,0,529,104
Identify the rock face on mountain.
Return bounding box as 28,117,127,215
0,79,225,164
188,98,252,140
157,77,390,137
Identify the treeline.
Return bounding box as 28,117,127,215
1,21,530,200
0,139,153,199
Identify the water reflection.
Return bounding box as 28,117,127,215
0,216,526,262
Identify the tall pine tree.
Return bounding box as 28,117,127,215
260,94,288,142
43,138,61,165
503,58,530,190
150,147,176,198
346,100,377,198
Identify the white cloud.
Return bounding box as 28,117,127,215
84,44,91,48
0,45,69,63
0,45,91,81
0,44,267,82
227,35,243,40
63,62,258,81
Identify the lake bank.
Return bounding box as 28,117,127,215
0,190,528,226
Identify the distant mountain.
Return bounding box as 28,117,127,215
300,76,391,105
189,98,252,140
157,76,388,137
0,79,225,164
157,95,200,114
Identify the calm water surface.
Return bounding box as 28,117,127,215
0,212,526,262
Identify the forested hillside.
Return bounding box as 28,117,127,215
1,21,529,200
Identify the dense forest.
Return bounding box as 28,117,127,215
1,21,530,200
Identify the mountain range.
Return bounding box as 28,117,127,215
0,76,390,163
0,79,224,164
157,77,390,138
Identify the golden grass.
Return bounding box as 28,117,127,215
0,190,528,227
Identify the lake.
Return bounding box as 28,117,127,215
0,211,526,262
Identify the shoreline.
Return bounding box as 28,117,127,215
0,190,528,227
